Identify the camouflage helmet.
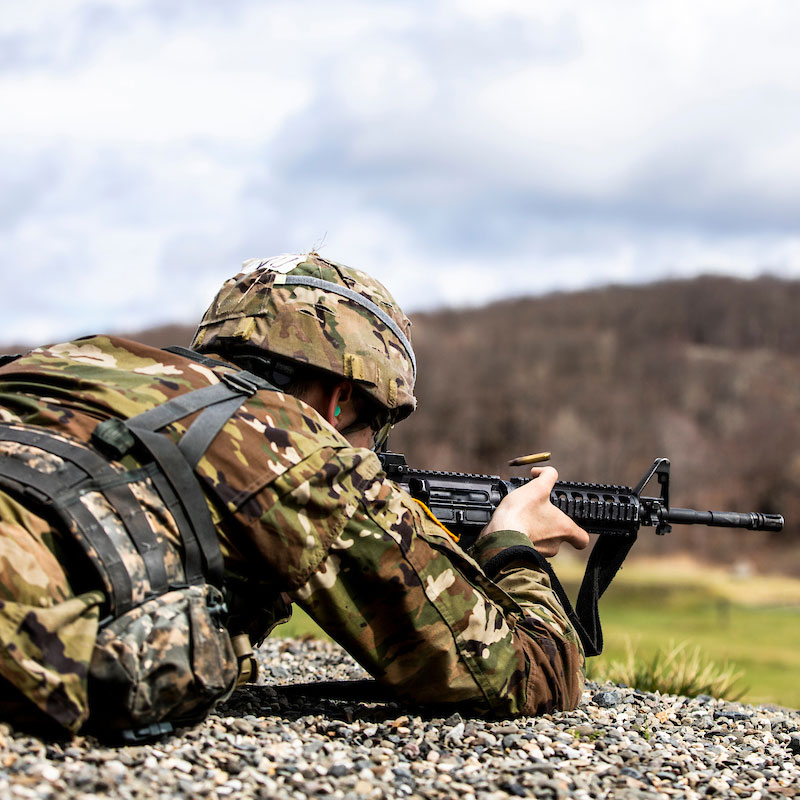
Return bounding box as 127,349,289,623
191,253,417,419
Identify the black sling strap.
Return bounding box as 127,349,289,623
573,535,637,656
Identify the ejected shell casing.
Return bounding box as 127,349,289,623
508,452,552,467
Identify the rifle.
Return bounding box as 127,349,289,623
378,452,784,656
378,452,783,549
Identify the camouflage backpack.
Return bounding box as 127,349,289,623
0,348,271,741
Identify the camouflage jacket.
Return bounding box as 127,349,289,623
0,336,584,733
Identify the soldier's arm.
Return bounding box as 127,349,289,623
247,447,584,716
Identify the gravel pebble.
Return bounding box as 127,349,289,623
1,637,798,799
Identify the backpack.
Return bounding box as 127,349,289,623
0,348,274,741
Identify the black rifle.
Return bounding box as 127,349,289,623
378,452,784,656
378,452,783,549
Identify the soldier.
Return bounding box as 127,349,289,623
0,253,589,740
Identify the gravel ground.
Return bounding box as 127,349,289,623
1,638,798,799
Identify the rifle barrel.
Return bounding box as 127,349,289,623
664,507,784,532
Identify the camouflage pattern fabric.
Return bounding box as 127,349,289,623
0,336,583,733
192,253,417,419
88,584,237,734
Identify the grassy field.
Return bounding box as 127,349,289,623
270,556,800,709
568,557,800,708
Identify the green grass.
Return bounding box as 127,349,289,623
271,558,800,709
270,605,328,640
559,557,800,708
586,639,748,701
585,597,800,707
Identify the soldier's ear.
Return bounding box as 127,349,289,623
326,382,352,428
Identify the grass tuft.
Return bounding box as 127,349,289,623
587,638,748,701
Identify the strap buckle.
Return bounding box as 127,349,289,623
220,370,272,396
220,371,260,396
92,417,136,459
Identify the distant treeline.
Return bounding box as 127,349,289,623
3,275,798,573
390,275,800,573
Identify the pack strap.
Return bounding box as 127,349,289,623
137,350,271,468
121,422,225,588
123,381,243,434
0,454,133,605
92,353,278,591
178,394,252,468
163,346,236,372
0,350,278,617
0,424,168,615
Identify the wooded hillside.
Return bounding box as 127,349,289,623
4,275,798,573
392,275,799,572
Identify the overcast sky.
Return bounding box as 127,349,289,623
2,0,800,343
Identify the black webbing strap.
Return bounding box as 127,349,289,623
0,444,132,603
131,353,273,469
99,479,170,595
0,424,171,607
112,362,276,588
121,422,225,588
123,381,242,433
573,534,638,656
0,345,279,621
62,488,137,614
163,345,231,371
0,351,276,615
177,394,250,468
146,469,204,585
0,427,170,597
0,425,161,614
36,428,171,599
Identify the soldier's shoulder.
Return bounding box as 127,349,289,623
20,335,171,368
16,336,216,386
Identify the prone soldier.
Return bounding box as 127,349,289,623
0,253,589,739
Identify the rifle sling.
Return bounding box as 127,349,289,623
574,533,638,657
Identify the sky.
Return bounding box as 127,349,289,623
2,0,800,343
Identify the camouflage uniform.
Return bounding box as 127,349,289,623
0,260,584,735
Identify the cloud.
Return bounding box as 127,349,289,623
1,1,800,342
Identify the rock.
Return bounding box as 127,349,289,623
593,690,622,707
0,638,797,800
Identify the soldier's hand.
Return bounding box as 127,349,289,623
481,466,590,558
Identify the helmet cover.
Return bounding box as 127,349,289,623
192,253,416,419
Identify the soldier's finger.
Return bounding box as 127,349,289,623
565,524,591,551
528,465,559,486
